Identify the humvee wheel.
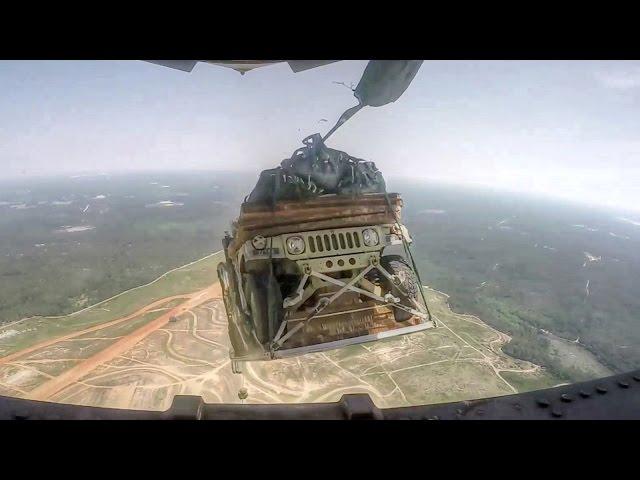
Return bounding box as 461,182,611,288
217,263,235,324
218,262,260,356
381,255,421,322
244,274,270,344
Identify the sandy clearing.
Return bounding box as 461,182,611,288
26,283,221,400
0,292,193,367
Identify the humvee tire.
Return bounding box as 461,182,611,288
265,269,284,340
218,262,260,357
244,273,270,344
381,255,421,322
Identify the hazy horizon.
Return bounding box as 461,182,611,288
2,168,640,220
2,60,640,212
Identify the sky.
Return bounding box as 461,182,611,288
1,60,640,211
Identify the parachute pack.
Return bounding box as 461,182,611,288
247,134,386,204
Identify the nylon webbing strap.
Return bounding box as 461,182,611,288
384,192,432,322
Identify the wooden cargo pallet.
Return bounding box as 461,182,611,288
231,193,403,251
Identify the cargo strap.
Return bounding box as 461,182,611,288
383,192,433,323
271,258,428,352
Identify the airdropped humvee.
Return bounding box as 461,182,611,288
217,135,435,370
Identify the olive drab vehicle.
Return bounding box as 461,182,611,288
218,135,436,372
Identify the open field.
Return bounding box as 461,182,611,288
0,252,224,357
0,172,249,326
0,250,556,410
398,179,637,378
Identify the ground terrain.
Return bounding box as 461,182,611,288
0,251,555,410
1,171,637,401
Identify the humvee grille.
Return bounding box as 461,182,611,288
308,231,361,254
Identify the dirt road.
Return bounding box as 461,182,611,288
0,281,549,409
0,293,193,367
25,283,221,401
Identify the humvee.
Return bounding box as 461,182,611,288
217,189,436,370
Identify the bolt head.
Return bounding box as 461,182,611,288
536,398,550,408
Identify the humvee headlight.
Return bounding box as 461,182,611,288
286,236,306,255
362,228,379,246
252,235,267,250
